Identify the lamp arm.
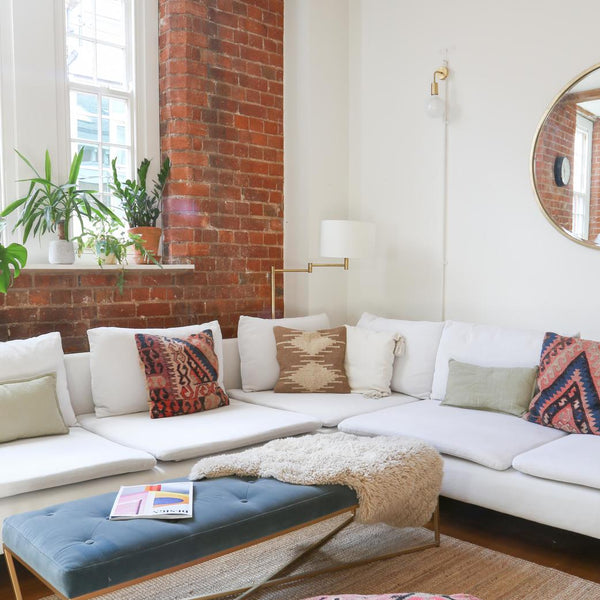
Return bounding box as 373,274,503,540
270,258,350,318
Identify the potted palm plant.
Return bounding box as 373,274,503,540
1,149,118,264
0,219,27,293
110,156,171,264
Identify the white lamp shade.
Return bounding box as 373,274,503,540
425,94,445,118
320,220,375,258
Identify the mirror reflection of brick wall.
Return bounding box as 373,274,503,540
535,99,576,232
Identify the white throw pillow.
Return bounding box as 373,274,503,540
344,325,398,396
88,321,224,417
356,313,444,399
430,320,545,401
0,332,77,426
237,314,330,391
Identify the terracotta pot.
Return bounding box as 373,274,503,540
129,226,162,264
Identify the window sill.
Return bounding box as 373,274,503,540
24,263,195,271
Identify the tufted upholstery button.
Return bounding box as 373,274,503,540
46,513,54,517
84,540,94,545
240,499,248,503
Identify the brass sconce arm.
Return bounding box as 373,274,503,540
431,66,449,95
270,259,349,319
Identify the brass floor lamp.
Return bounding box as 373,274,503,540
270,220,375,319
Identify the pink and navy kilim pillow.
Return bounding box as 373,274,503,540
525,332,600,435
135,330,229,419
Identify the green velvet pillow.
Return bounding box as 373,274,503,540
441,360,538,417
0,373,69,443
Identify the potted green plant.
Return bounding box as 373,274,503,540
0,219,27,293
1,149,118,264
110,156,171,264
75,220,159,293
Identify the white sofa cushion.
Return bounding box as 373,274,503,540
78,399,321,461
356,313,444,399
338,400,565,470
513,435,600,490
87,321,224,418
228,388,417,427
0,427,156,499
0,332,76,426
344,325,397,396
237,314,330,392
431,321,545,401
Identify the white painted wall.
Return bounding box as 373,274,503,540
283,0,350,325
285,0,600,339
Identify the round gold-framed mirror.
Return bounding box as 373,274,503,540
531,63,600,249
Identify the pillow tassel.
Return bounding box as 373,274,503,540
393,336,406,357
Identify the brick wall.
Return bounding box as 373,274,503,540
0,0,284,352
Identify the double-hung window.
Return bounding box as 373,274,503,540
65,0,133,210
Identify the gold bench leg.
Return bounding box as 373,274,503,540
4,549,24,600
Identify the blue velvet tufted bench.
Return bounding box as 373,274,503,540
3,477,360,599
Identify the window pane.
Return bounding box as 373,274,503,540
101,97,128,144
76,143,100,191
68,37,96,83
96,0,126,45
66,0,96,40
97,44,126,88
71,91,99,142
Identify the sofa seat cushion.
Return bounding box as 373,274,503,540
227,389,417,427
0,428,156,499
338,400,566,470
78,400,321,461
512,435,600,490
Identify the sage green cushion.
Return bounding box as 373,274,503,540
0,373,68,443
441,360,538,417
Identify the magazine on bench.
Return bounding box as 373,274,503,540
109,482,193,520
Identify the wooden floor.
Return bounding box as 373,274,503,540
2,497,600,599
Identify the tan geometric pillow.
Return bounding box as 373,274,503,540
273,326,350,393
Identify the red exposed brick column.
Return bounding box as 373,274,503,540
589,119,600,241
159,0,284,326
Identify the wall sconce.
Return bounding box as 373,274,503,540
425,64,448,119
270,220,375,319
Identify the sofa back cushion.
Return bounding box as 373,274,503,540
237,314,330,392
356,313,444,399
431,321,545,401
88,322,224,417
0,332,77,426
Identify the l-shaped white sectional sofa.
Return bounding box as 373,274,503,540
1,314,599,550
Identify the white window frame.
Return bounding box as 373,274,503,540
572,113,594,240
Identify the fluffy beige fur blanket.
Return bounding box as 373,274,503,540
188,432,443,528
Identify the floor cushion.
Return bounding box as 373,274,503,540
78,399,321,461
338,400,565,470
512,434,600,490
228,389,417,427
0,428,155,498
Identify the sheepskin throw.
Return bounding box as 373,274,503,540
189,432,443,528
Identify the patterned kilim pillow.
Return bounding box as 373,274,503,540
273,326,350,393
525,332,600,435
135,331,229,419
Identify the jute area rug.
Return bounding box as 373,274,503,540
41,515,600,600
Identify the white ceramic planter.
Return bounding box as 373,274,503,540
49,240,75,264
